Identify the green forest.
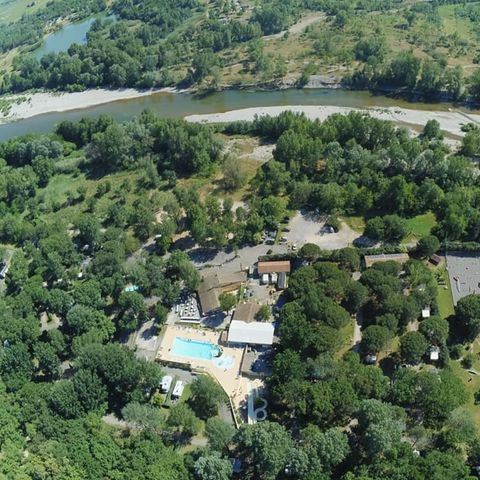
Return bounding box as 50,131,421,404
2,0,480,99
0,105,477,477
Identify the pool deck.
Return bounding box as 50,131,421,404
157,324,263,414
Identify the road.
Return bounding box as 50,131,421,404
187,243,289,272
127,319,161,362
263,12,325,40
0,247,14,296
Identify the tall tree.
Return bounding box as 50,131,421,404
235,421,293,480
400,331,428,364
190,375,225,419
194,452,233,480
455,294,480,341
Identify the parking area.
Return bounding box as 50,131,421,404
446,252,480,305
183,210,358,275
202,311,229,329
187,242,289,273
284,211,359,250
159,367,192,407
161,365,197,384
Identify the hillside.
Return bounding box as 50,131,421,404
1,0,480,102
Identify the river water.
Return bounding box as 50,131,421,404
2,6,480,141
2,9,479,141
1,87,480,142
33,17,97,59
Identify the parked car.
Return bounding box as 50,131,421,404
282,227,290,232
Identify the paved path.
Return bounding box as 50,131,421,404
102,413,129,429
188,243,289,272
128,319,161,361
190,436,208,447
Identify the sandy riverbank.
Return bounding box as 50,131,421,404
185,104,480,138
0,87,182,123
2,87,479,141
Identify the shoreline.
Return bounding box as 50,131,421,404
185,105,480,138
0,86,479,140
0,87,186,124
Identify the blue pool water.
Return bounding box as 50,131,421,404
172,337,220,360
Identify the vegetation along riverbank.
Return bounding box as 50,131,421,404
1,0,480,103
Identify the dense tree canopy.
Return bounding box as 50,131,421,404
0,103,476,477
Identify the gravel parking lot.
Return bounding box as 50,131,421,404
186,210,359,276
284,211,359,250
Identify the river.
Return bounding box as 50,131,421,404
33,17,97,59
1,7,479,141
32,11,115,60
1,87,480,142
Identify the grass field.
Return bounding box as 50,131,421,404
336,318,355,358
425,257,455,319
436,266,455,319
343,212,436,242
342,216,366,234
405,212,437,242
0,0,49,23
449,360,480,425
377,336,400,365
177,136,266,203
34,166,148,236
39,173,86,205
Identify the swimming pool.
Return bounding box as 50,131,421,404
171,337,221,360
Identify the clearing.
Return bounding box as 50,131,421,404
285,210,359,250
